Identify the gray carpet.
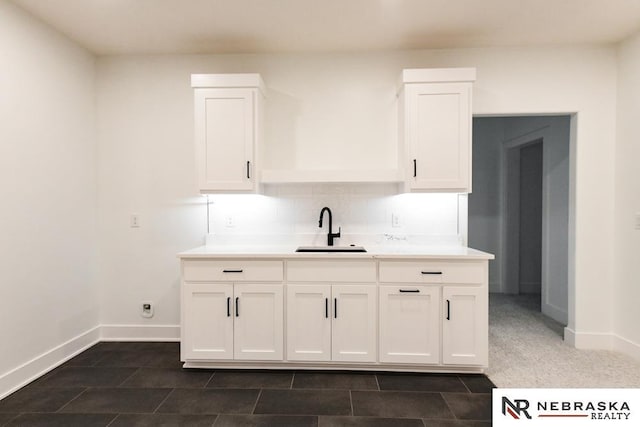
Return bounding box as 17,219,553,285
486,293,640,388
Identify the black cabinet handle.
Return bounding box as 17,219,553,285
227,297,231,317
235,297,239,317
399,289,420,293
325,298,329,318
446,299,450,320
223,269,243,273
413,159,417,177
246,161,250,179
421,271,443,275
334,298,337,319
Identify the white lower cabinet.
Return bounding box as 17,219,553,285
286,285,331,361
331,285,377,362
442,286,487,366
379,285,440,364
183,283,283,361
286,284,377,363
181,256,490,372
183,283,234,360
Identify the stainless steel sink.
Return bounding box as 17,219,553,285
295,246,367,253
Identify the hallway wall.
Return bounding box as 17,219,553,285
470,116,570,324
519,142,543,294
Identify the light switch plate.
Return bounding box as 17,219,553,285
392,213,401,228
130,214,140,228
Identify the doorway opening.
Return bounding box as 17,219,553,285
468,115,571,327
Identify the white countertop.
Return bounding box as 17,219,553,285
178,244,494,260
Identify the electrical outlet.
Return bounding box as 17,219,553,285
392,213,401,228
635,212,640,230
225,216,235,228
141,301,154,318
130,214,140,228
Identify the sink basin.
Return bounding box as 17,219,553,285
295,246,367,253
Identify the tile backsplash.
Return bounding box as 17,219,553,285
206,184,465,246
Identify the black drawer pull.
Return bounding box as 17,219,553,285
223,269,243,273
227,297,231,317
247,161,251,179
446,299,450,320
235,297,239,317
334,298,337,319
325,298,329,318
399,289,420,293
421,271,442,275
413,159,417,177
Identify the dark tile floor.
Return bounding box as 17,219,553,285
0,342,495,426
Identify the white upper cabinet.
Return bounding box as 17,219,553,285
192,74,265,193
399,68,476,193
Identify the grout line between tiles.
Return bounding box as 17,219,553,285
54,387,89,413
2,413,22,426
349,390,354,416
204,371,217,388
104,413,120,427
117,367,141,387
458,376,472,393
439,392,458,420
152,388,175,414
250,389,263,414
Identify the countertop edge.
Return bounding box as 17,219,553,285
177,247,495,260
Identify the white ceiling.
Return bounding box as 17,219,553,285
11,0,640,55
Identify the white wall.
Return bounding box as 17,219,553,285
615,31,640,359
0,1,99,397
96,46,618,351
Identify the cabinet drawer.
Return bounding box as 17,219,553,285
379,261,484,284
183,259,283,282
287,260,376,283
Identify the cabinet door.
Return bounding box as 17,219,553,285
286,285,331,361
233,284,284,360
182,283,233,360
379,285,440,364
332,285,377,362
442,286,488,366
195,88,256,192
405,82,471,192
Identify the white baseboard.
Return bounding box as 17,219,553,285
542,301,568,325
563,328,640,361
0,326,100,400
612,334,640,361
563,326,576,346
99,324,180,341
563,327,614,349
0,324,181,400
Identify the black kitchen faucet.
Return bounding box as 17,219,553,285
319,207,341,246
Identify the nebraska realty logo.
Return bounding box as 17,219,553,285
493,389,639,426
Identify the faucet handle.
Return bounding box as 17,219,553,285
335,227,341,237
